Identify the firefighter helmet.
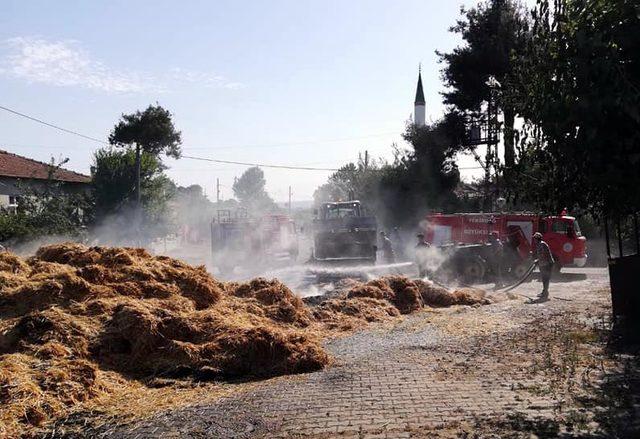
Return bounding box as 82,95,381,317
533,232,543,240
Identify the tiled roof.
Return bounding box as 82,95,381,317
0,150,91,183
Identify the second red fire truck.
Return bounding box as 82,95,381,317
421,212,587,282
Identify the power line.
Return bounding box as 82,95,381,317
0,104,109,145
0,104,396,152
181,154,339,171
182,131,399,151
0,104,377,171
0,103,480,173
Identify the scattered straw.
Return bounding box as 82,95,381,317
0,243,491,436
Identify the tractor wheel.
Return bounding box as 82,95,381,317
462,257,486,284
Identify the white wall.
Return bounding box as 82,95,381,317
414,104,426,127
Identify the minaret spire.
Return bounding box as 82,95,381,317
414,65,426,126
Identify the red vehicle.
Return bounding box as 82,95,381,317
422,212,587,271
211,210,298,274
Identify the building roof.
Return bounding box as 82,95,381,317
414,71,425,105
0,150,91,183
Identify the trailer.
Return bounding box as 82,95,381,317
211,209,299,274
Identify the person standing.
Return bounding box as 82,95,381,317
379,231,395,264
391,227,405,260
488,231,504,288
415,233,431,278
533,232,554,301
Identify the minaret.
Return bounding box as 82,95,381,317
414,65,426,127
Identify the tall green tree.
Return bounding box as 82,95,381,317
108,104,182,211
91,148,176,243
377,121,461,225
313,153,380,206
232,166,276,212
514,0,640,217
438,0,530,170
313,121,463,228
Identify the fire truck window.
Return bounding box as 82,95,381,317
552,221,569,233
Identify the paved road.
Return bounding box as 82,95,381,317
50,268,640,438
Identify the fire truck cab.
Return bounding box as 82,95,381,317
423,212,587,269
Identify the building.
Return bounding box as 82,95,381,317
414,67,426,127
0,150,91,211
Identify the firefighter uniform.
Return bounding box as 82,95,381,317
415,233,431,278
391,227,405,260
488,232,504,288
380,232,395,264
533,232,554,300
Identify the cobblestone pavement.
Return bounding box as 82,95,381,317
47,268,640,438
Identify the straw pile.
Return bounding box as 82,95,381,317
0,244,327,437
0,244,490,436
344,276,488,310
313,276,489,330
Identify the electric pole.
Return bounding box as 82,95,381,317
288,186,292,215
216,178,220,203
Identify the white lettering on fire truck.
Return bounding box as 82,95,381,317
468,218,490,224
463,229,488,235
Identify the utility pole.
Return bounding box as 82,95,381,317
288,186,292,215
216,178,220,203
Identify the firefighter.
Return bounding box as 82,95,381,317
379,231,395,264
488,231,504,288
391,227,405,260
533,232,554,301
415,233,431,278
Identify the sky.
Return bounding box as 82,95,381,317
0,0,521,203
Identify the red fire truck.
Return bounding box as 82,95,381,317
421,212,587,281
211,210,298,274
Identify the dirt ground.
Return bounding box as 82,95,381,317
37,267,640,438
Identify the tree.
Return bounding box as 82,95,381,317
91,148,176,243
232,166,276,212
173,184,214,228
377,121,461,225
438,0,530,170
108,104,182,212
313,120,463,228
313,153,381,206
513,0,640,218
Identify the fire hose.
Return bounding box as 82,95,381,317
500,261,537,292
496,261,573,302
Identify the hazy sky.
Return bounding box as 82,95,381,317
0,0,524,202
